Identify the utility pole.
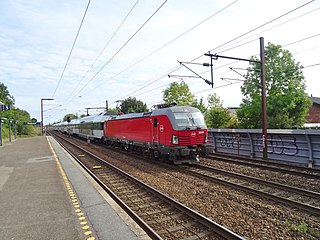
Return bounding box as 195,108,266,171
260,37,268,159
85,107,107,116
41,98,54,136
204,37,268,160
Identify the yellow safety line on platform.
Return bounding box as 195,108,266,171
47,137,95,240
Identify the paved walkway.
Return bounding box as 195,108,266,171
0,136,149,240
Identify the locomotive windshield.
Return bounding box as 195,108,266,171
173,111,206,129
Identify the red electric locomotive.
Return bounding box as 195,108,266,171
103,104,213,164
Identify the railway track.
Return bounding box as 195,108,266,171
51,133,245,240
178,163,320,216
207,153,320,180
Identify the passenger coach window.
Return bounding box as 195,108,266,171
153,118,158,127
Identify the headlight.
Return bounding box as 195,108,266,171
172,135,179,145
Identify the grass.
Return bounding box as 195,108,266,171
284,220,320,238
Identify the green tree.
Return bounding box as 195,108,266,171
63,113,78,122
0,82,14,105
107,107,118,113
192,97,207,114
237,42,311,129
1,108,36,136
163,81,194,106
0,82,39,138
205,93,235,128
120,97,148,113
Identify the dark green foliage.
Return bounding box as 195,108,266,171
0,82,38,138
120,97,148,113
205,94,237,128
237,43,311,129
163,81,194,106
1,108,36,137
0,83,14,105
107,107,118,113
192,97,207,114
206,108,232,128
162,82,236,128
63,113,77,122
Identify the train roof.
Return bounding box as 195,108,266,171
111,106,201,120
152,106,200,115
53,111,117,125
78,111,116,123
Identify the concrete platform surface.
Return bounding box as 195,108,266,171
0,136,150,240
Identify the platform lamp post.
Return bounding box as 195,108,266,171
9,119,12,142
0,117,7,146
41,98,54,136
14,120,17,140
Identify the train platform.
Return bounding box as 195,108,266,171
0,136,150,240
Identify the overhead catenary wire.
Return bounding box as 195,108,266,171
207,0,315,54
111,0,316,104
112,31,318,104
295,45,320,55
52,0,92,98
215,6,320,54
64,0,141,106
121,69,232,99
303,63,320,68
217,34,320,73
74,24,320,112
91,0,141,67
284,33,320,47
51,0,318,120
71,0,168,99
56,0,168,113
76,0,317,111
192,52,320,100
80,0,240,103
116,29,320,104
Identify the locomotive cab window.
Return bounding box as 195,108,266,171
153,118,158,127
173,112,206,128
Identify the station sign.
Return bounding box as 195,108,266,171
24,122,41,125
0,104,11,111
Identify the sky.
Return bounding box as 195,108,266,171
0,0,319,124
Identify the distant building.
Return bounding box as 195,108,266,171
227,107,238,116
226,98,320,128
305,96,320,127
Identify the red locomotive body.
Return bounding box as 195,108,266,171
104,105,213,164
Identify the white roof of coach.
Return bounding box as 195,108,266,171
79,112,116,123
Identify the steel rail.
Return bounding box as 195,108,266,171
51,133,245,240
50,133,162,240
208,154,320,180
179,164,320,216
194,163,320,199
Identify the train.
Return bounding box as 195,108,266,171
52,104,213,164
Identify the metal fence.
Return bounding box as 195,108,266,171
208,129,320,168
